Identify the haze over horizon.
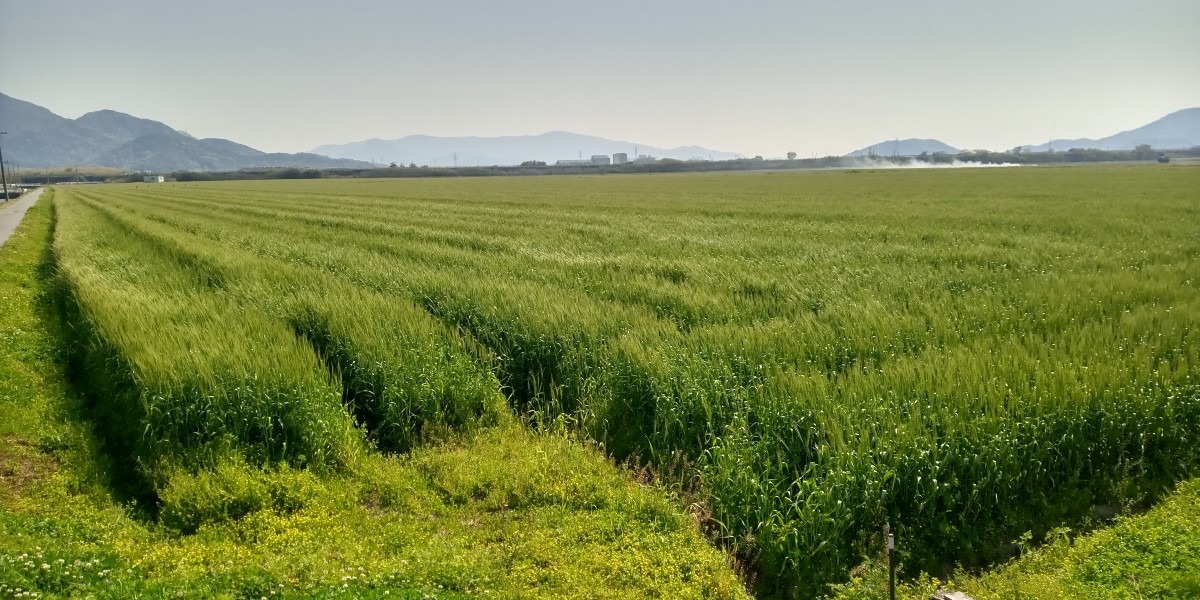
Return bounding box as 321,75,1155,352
2,1,1198,159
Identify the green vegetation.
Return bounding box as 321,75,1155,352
962,476,1200,599
3,165,1197,598
832,476,1200,599
52,193,363,482
151,146,1200,185
0,193,748,598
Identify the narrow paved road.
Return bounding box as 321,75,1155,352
0,188,45,249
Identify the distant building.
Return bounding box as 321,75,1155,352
143,175,164,183
613,153,628,164
555,159,593,167
590,155,611,166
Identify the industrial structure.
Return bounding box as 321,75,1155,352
554,152,634,167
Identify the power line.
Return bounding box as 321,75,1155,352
0,132,10,202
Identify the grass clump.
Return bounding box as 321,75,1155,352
831,477,1200,600
966,476,1200,600
157,459,323,534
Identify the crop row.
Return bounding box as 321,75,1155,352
53,190,505,489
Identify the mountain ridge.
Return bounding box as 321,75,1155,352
845,138,959,157
312,131,743,166
4,91,1197,170
844,109,1200,157
0,92,371,171
74,109,181,146
1023,107,1200,152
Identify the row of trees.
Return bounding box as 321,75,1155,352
111,144,1195,184
941,143,1187,165
777,144,1192,165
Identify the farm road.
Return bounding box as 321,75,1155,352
0,188,44,249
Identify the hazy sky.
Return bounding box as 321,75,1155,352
3,1,1198,158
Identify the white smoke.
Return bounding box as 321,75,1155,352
842,157,1021,169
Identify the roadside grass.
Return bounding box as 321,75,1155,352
830,476,1200,600
0,194,748,599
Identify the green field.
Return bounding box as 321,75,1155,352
6,165,1200,597
1,193,747,599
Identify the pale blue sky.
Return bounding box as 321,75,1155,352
2,1,1198,157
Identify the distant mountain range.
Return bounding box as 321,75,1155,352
0,92,371,171
1021,108,1200,152
313,132,743,167
848,108,1200,157
5,91,1197,171
846,138,959,157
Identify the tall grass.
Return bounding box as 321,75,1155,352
63,189,507,455
289,285,508,452
53,166,1200,596
51,195,363,488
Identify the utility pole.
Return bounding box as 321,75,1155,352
0,131,10,202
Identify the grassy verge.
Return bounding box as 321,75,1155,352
0,193,747,599
831,476,1200,599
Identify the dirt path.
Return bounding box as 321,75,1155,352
0,188,45,249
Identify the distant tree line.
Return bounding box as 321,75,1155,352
90,145,1198,184
929,144,1191,165
17,174,110,184
276,168,322,179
